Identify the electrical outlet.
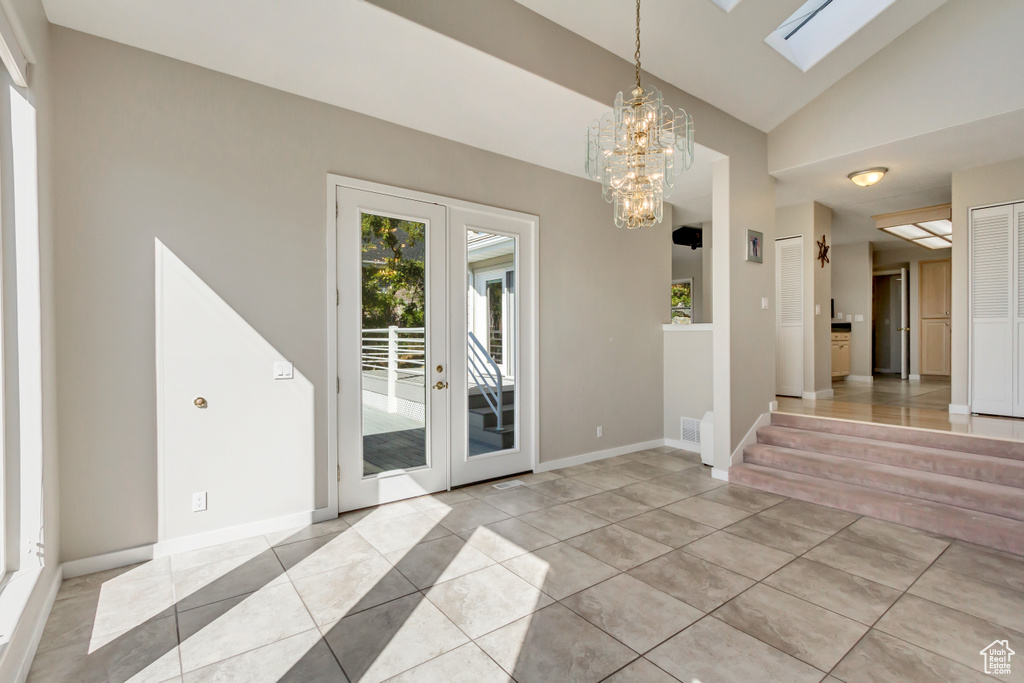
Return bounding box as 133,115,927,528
192,491,207,512
815,304,821,315
596,426,603,438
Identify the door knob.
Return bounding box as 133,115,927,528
194,397,208,409
433,381,448,390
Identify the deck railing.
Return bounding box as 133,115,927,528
468,331,503,430
362,326,425,413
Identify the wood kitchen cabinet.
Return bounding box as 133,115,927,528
832,332,850,378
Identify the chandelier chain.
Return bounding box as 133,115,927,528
634,0,642,91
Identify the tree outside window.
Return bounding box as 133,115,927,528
671,279,693,324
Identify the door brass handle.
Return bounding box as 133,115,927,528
433,381,448,390
194,397,208,409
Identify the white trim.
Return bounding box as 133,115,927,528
948,403,971,415
731,411,771,466
0,6,28,88
663,438,700,454
662,323,713,332
63,507,337,579
768,400,779,412
711,468,729,482
62,546,154,580
844,375,874,383
800,389,834,400
1,566,60,683
534,439,664,473
910,374,922,380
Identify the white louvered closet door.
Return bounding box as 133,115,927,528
970,204,1014,416
1016,204,1024,417
776,237,804,397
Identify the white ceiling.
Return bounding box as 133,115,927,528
776,107,1024,247
41,0,718,223
513,0,950,132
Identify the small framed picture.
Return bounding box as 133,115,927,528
746,229,763,263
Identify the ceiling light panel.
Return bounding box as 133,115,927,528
918,219,952,236
709,0,743,11
883,224,930,240
914,236,954,250
765,0,898,72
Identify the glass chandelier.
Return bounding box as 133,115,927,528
586,0,694,230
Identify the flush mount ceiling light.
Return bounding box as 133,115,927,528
874,204,952,250
586,0,694,230
848,167,888,187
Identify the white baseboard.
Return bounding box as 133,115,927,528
536,439,665,473
731,412,771,466
845,375,874,383
910,374,922,380
711,468,729,482
948,404,971,415
801,389,834,400
663,438,700,454
63,507,338,579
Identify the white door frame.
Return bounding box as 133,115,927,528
325,175,539,514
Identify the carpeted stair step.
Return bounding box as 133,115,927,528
730,463,1024,556
744,443,1024,522
756,425,1024,488
771,413,1024,462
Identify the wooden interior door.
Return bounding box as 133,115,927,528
920,259,951,376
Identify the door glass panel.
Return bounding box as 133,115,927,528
467,229,516,456
360,212,427,475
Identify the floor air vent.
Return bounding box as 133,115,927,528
492,480,524,490
680,417,701,448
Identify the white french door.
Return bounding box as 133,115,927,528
335,182,536,511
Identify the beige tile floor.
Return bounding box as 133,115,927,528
30,447,1024,682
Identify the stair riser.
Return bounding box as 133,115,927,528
758,428,1024,488
468,392,516,411
744,445,1024,522
731,466,1024,556
468,427,515,449
468,410,516,430
771,413,1024,461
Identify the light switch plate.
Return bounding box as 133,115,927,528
854,314,864,322
846,314,852,322
815,304,821,315
761,297,769,310
274,361,294,380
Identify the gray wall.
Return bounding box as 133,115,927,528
51,27,673,560
663,329,713,441
832,242,873,379
951,156,1024,408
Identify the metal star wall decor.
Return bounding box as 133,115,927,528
817,234,830,268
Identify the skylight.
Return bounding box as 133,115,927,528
765,0,897,72
709,0,743,12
